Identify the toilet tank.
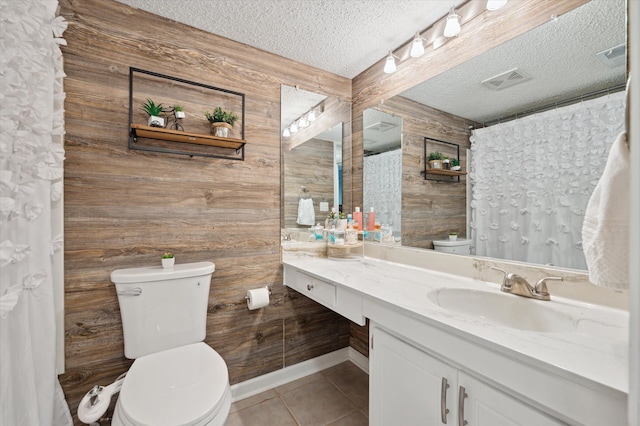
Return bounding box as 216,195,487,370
111,261,215,359
432,239,472,255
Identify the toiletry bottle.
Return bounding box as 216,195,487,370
353,207,363,231
367,207,376,231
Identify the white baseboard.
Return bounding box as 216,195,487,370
230,347,370,402
348,347,369,374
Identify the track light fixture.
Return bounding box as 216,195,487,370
307,109,316,122
384,51,399,74
283,127,290,137
443,7,461,38
410,32,425,58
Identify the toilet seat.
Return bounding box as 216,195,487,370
114,342,231,426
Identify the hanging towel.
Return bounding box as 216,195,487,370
582,132,630,290
297,198,315,226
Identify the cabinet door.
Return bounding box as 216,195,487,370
458,372,565,426
370,326,457,426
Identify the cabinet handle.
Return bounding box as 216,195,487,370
307,284,314,291
458,386,468,426
441,377,450,424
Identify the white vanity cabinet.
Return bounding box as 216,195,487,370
370,325,564,426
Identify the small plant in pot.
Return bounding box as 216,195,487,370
451,158,461,171
162,252,175,269
428,151,445,169
141,98,165,128
173,104,186,119
449,232,458,241
205,107,239,138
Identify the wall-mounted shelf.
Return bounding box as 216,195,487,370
131,124,246,151
421,137,466,183
425,169,466,177
128,67,246,160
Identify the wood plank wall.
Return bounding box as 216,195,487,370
284,138,335,228
375,96,474,249
58,0,351,423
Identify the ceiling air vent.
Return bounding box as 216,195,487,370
365,121,397,132
595,43,626,68
481,68,532,91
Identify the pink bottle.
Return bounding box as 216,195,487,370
367,207,376,231
353,207,363,231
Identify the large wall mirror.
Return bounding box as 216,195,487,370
362,0,626,270
281,85,351,232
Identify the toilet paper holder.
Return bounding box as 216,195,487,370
245,286,271,299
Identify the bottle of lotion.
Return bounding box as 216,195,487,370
367,207,376,231
353,207,363,231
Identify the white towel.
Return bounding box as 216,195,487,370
582,132,629,290
297,198,315,226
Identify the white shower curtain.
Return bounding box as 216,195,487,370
469,91,625,269
364,149,402,235
0,1,72,425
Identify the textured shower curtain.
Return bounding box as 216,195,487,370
469,91,625,270
0,1,72,424
363,149,402,235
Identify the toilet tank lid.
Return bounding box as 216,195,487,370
432,239,471,247
111,261,215,284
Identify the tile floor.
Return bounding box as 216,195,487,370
226,361,369,426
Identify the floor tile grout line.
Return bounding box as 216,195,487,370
323,366,369,410
277,392,303,426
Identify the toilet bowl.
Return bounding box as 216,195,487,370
111,343,231,426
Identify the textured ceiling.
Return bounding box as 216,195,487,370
115,0,626,124
114,0,465,79
400,0,627,123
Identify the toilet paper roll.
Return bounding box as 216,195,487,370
246,287,270,310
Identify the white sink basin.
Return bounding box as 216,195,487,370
427,288,578,333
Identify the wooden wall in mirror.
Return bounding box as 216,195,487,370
281,85,351,231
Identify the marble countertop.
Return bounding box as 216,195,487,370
282,254,629,395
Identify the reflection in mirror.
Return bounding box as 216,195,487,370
281,85,350,235
376,0,626,270
363,108,402,239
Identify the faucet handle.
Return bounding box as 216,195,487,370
535,276,563,296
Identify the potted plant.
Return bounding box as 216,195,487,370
451,158,461,171
449,232,458,241
205,107,239,138
161,252,175,269
141,98,165,128
428,151,445,169
173,104,186,119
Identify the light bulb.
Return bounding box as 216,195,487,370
283,127,290,137
290,122,298,133
410,32,425,58
486,0,507,10
443,7,461,38
383,52,396,74
307,109,316,122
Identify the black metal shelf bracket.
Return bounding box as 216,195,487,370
422,137,462,183
128,67,246,160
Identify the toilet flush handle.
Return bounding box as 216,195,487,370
117,287,142,296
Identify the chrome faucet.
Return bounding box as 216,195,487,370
491,267,562,301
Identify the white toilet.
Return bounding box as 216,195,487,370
110,261,231,426
432,238,472,255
